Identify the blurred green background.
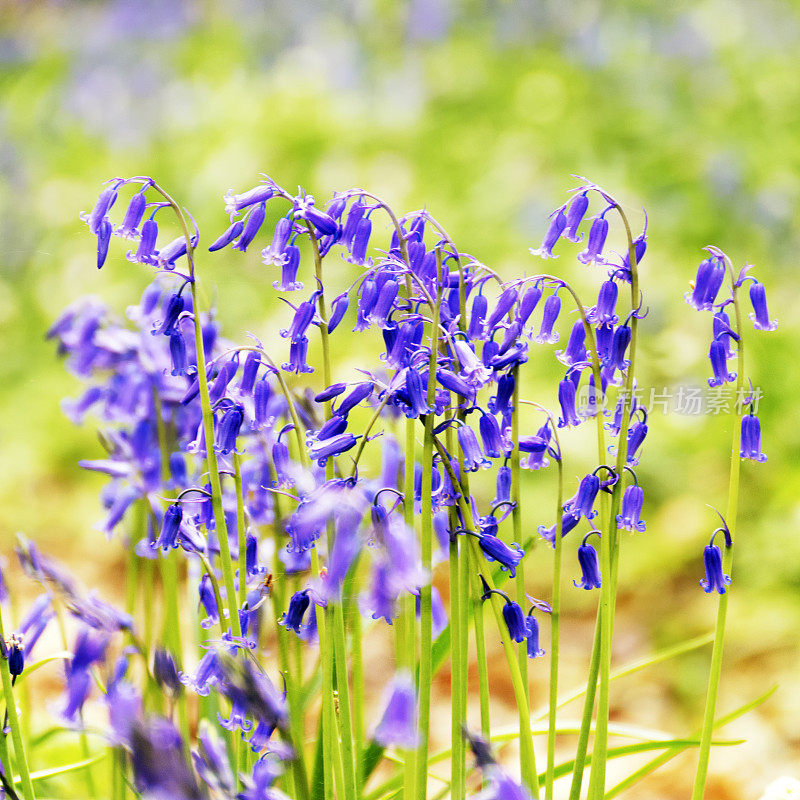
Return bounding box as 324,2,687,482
1,1,799,797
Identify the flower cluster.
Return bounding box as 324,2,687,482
0,172,774,800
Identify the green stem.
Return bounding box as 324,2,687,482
402,418,417,800
233,453,248,610
691,265,744,800
415,251,443,800
448,534,466,800
431,435,539,798
586,205,640,800
569,620,601,800
545,455,564,800
306,224,355,800
0,604,35,800
189,280,242,642
472,586,491,742
153,392,190,744
351,596,365,794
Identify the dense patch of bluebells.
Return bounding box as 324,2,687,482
0,173,776,800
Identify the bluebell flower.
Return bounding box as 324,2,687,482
489,372,515,415
236,756,286,799
281,590,311,634
557,376,582,428
82,184,119,234
415,586,448,638
368,278,399,328
519,422,552,471
478,412,507,458
321,501,367,601
397,367,429,418
315,382,347,403
748,281,778,331
620,227,647,275
153,647,182,695
63,628,110,721
436,368,474,400
6,634,24,676
489,340,529,370
216,652,288,733
223,182,276,214
590,279,619,326
362,561,398,624
96,218,112,269
556,321,587,366
493,465,512,505
477,533,524,577
130,716,203,800
336,382,374,416
457,424,490,472
708,338,736,387
485,287,519,334
169,329,187,377
609,324,632,373
517,283,543,327
348,217,373,266
740,412,767,462
283,336,313,373
231,202,267,253
238,351,261,397
685,257,725,311
564,192,589,242
453,340,492,387
193,721,235,796
261,217,294,266
712,310,736,359
373,671,419,748
342,198,366,245
272,243,302,291
565,474,600,520
208,353,239,406
328,292,350,333
469,292,488,338
574,536,602,590
577,212,610,264
280,290,320,343
535,293,561,344
700,543,731,595
617,484,646,531
293,194,339,237
625,417,648,465
155,504,183,550
156,232,197,271
497,320,523,356
501,600,527,643
530,206,567,259
116,190,147,237
215,403,244,455
538,512,580,546
525,615,545,660
129,218,159,265
152,292,184,337
354,278,377,331
208,220,245,252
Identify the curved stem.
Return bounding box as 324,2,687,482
691,262,744,800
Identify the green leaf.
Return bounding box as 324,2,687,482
532,631,714,720
605,685,778,798
12,753,107,785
